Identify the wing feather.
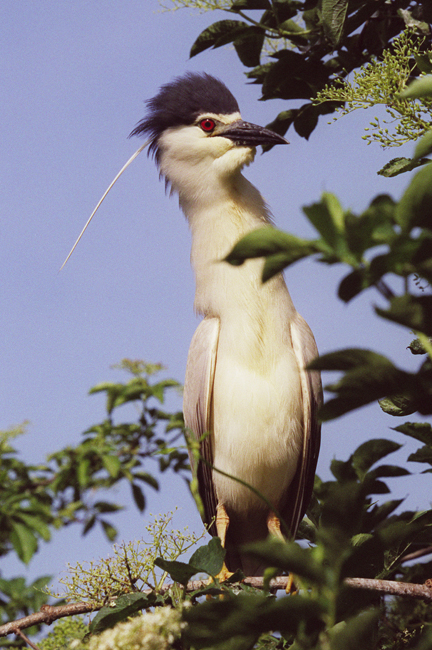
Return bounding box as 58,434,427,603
183,317,220,535
281,313,322,537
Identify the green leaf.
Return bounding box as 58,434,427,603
101,454,121,478
322,0,349,46
309,349,417,420
189,537,225,577
190,20,251,58
10,522,38,564
89,381,123,414
338,268,368,303
379,395,416,416
414,53,432,74
101,520,117,542
364,499,405,529
243,538,325,584
407,446,432,465
279,19,308,37
133,471,159,490
263,110,296,140
93,501,124,514
399,75,432,99
379,510,432,548
395,163,432,231
293,102,319,139
131,483,145,512
351,439,401,479
377,157,429,177
408,338,429,355
77,457,90,488
231,0,271,9
183,594,324,647
89,593,155,635
413,131,432,161
376,295,432,337
342,533,385,580
414,628,432,650
331,458,357,483
225,227,316,266
330,609,380,650
15,512,51,542
303,193,347,257
351,533,373,547
260,253,292,282
367,464,410,480
293,102,336,140
234,27,264,67
83,514,96,535
319,481,365,539
394,421,432,444
310,348,387,372
154,557,197,586
261,52,328,102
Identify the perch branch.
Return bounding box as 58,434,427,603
2,576,432,639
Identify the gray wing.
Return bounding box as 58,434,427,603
281,312,322,537
183,317,220,536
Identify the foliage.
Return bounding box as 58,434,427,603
49,511,206,606
0,422,53,566
0,360,186,639
48,358,187,539
38,617,88,650
0,575,52,641
80,426,432,648
226,159,432,419
160,0,232,10
3,4,432,649
315,29,432,148
160,0,432,143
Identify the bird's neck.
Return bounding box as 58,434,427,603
178,172,293,321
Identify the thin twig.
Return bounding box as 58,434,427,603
375,278,395,300
401,546,432,563
14,628,42,650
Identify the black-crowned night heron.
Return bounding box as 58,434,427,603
64,72,322,578
130,73,322,577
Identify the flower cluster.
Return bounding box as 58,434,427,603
88,607,185,650
315,30,432,148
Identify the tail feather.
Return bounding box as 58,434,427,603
224,512,269,576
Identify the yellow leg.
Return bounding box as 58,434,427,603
267,512,284,541
266,512,296,594
215,503,234,582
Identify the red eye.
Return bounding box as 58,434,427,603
200,118,216,132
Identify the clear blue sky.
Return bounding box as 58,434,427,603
2,2,429,592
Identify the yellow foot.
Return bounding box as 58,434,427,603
205,562,234,600
286,573,297,594
215,562,234,583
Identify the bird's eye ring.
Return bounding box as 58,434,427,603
200,118,216,133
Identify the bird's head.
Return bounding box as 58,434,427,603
130,73,288,196
60,73,288,269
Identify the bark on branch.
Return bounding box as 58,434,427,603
1,576,432,640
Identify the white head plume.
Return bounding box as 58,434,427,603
60,140,149,270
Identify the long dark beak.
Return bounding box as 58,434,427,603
220,120,289,147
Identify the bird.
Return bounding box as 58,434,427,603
128,72,322,577
63,71,322,578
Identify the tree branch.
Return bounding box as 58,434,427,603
2,576,432,639
400,545,432,563
14,628,42,650
0,602,98,639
